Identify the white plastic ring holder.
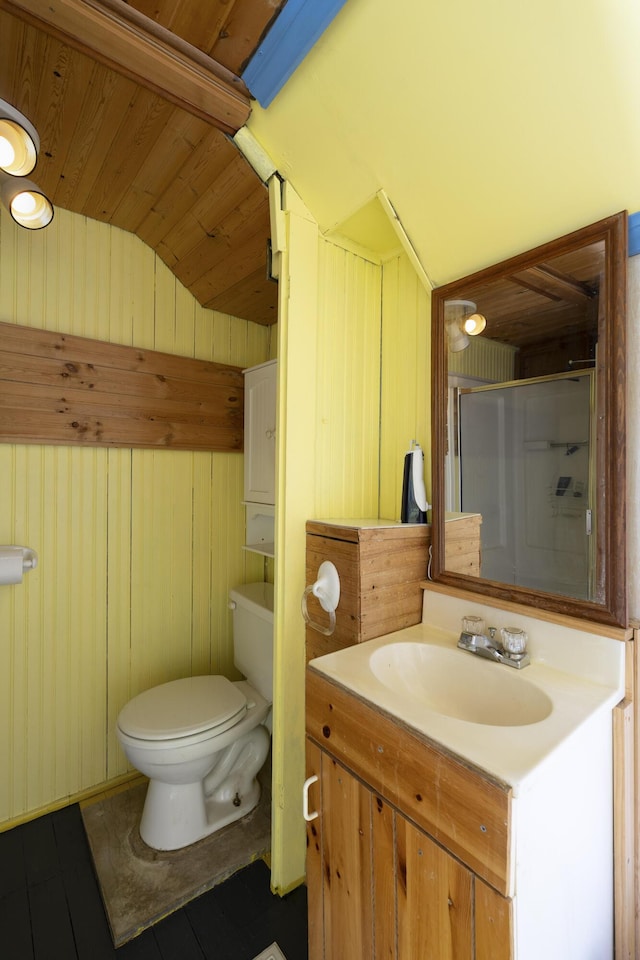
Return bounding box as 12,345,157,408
301,560,340,636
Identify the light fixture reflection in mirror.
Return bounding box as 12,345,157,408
445,299,487,352
431,213,627,628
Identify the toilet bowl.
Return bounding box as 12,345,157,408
116,582,274,851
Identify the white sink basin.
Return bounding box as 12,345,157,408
309,617,624,792
369,641,553,726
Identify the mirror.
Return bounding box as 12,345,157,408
431,213,627,627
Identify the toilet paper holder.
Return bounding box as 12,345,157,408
302,561,340,636
0,545,38,585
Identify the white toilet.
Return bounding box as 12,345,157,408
116,582,274,851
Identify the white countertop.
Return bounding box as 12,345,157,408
309,618,624,795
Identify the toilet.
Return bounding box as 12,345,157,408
116,581,274,851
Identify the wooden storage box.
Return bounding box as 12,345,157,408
305,519,431,661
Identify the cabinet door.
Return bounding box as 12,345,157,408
306,744,375,959
321,754,374,958
397,816,473,960
244,361,276,504
306,740,324,960
475,878,513,960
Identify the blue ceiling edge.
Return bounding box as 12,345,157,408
242,0,349,109
629,211,640,257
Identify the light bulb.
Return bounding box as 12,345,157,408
4,184,54,229
462,313,487,336
0,135,15,168
0,117,37,176
12,190,37,214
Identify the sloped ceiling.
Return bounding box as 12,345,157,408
0,0,286,325
247,0,640,286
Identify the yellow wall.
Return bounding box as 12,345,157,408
0,206,272,827
379,251,431,515
251,0,640,884
248,0,640,285
271,187,433,891
271,185,384,890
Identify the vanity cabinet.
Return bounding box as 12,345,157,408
243,359,276,556
305,669,513,959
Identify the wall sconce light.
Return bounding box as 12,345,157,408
0,98,39,176
0,175,54,229
0,98,53,230
445,299,487,352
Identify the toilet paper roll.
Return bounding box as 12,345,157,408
0,546,38,585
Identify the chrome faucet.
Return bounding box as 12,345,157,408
458,623,530,669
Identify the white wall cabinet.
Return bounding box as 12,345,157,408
243,359,277,556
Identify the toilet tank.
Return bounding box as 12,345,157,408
229,582,274,701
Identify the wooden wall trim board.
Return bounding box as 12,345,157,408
0,320,244,450
1,0,251,134
614,696,635,959
612,628,639,960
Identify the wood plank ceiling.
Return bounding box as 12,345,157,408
0,0,285,325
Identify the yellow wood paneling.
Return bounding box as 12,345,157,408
271,193,320,893
0,204,271,825
271,189,384,893
379,252,431,520
448,336,516,382
315,237,381,517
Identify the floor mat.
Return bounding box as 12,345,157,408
253,945,287,960
81,764,271,947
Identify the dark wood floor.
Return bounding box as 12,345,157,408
0,804,308,960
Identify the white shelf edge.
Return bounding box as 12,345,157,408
242,543,275,558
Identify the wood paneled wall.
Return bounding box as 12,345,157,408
0,206,272,826
0,320,244,451
315,238,382,517
379,252,431,520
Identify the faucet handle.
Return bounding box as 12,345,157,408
501,626,528,656
461,614,485,636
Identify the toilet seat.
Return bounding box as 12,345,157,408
117,675,247,741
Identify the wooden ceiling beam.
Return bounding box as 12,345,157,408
0,0,252,134
509,264,597,305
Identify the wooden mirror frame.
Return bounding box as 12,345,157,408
431,212,628,627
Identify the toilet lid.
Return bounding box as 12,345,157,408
118,676,247,741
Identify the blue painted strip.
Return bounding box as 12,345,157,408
629,211,640,257
242,0,349,108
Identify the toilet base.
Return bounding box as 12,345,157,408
139,725,270,851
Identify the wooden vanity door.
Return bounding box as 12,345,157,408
397,816,473,960
305,739,513,960
305,740,324,960
306,742,378,959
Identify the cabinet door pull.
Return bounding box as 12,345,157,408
303,774,319,821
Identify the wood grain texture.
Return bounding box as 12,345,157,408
0,320,243,450
306,669,512,895
613,670,636,956
305,521,431,662
475,877,513,960
321,754,374,959
372,793,397,960
397,817,473,960
0,5,279,326
305,741,324,960
1,0,251,132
